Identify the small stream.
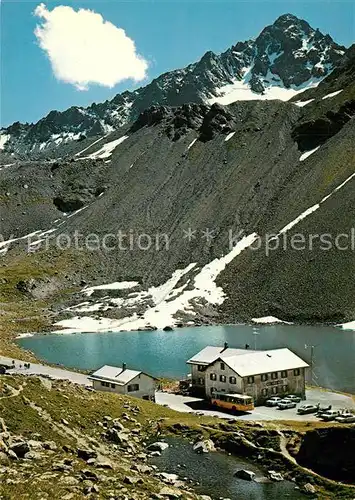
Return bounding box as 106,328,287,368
149,437,305,499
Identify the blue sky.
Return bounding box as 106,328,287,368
1,0,354,127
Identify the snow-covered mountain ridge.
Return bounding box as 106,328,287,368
0,14,346,156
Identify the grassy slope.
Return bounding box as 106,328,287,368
0,375,354,499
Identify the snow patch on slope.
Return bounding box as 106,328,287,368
0,134,10,150
294,98,315,107
225,132,235,142
54,234,257,333
208,68,321,105
322,89,343,100
83,281,139,297
300,146,320,161
82,136,129,160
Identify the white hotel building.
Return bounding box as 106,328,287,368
187,344,309,405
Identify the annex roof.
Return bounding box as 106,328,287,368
88,365,145,385
187,347,308,377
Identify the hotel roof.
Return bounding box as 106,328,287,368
187,347,309,377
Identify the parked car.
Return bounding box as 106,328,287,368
266,397,283,407
277,399,297,410
335,412,355,423
297,404,319,415
284,394,301,403
319,410,340,421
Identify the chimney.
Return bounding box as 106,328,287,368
221,342,229,353
122,362,127,372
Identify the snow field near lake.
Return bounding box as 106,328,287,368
83,281,140,297
54,234,258,333
251,316,293,325
339,320,355,331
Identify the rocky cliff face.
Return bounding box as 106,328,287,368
296,427,355,482
0,14,345,156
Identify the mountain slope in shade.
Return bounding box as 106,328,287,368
0,44,354,331
0,14,346,156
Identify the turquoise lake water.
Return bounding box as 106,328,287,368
19,324,355,393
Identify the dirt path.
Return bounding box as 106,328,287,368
0,381,26,400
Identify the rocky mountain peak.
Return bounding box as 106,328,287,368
0,14,347,156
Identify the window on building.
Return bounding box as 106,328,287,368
198,365,204,372
283,385,288,393
101,381,110,387
198,378,205,385
281,370,288,378
261,373,268,382
127,384,139,392
271,372,278,380
261,388,268,396
294,368,300,376
272,386,278,394
229,376,237,384
220,375,226,383
210,373,217,381
247,376,255,384
220,362,225,370
111,383,116,389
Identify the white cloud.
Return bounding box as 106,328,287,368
34,3,148,90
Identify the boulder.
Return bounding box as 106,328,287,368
123,475,144,485
268,470,284,482
7,450,18,460
27,440,43,450
77,448,98,461
10,441,30,458
60,476,80,486
303,483,316,495
95,460,113,470
147,441,169,452
24,451,42,460
193,439,215,454
43,441,58,451
112,419,125,431
132,464,152,474
159,486,182,498
159,472,180,485
80,469,99,482
106,428,130,446
234,469,255,481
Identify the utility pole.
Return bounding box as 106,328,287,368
305,344,317,385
